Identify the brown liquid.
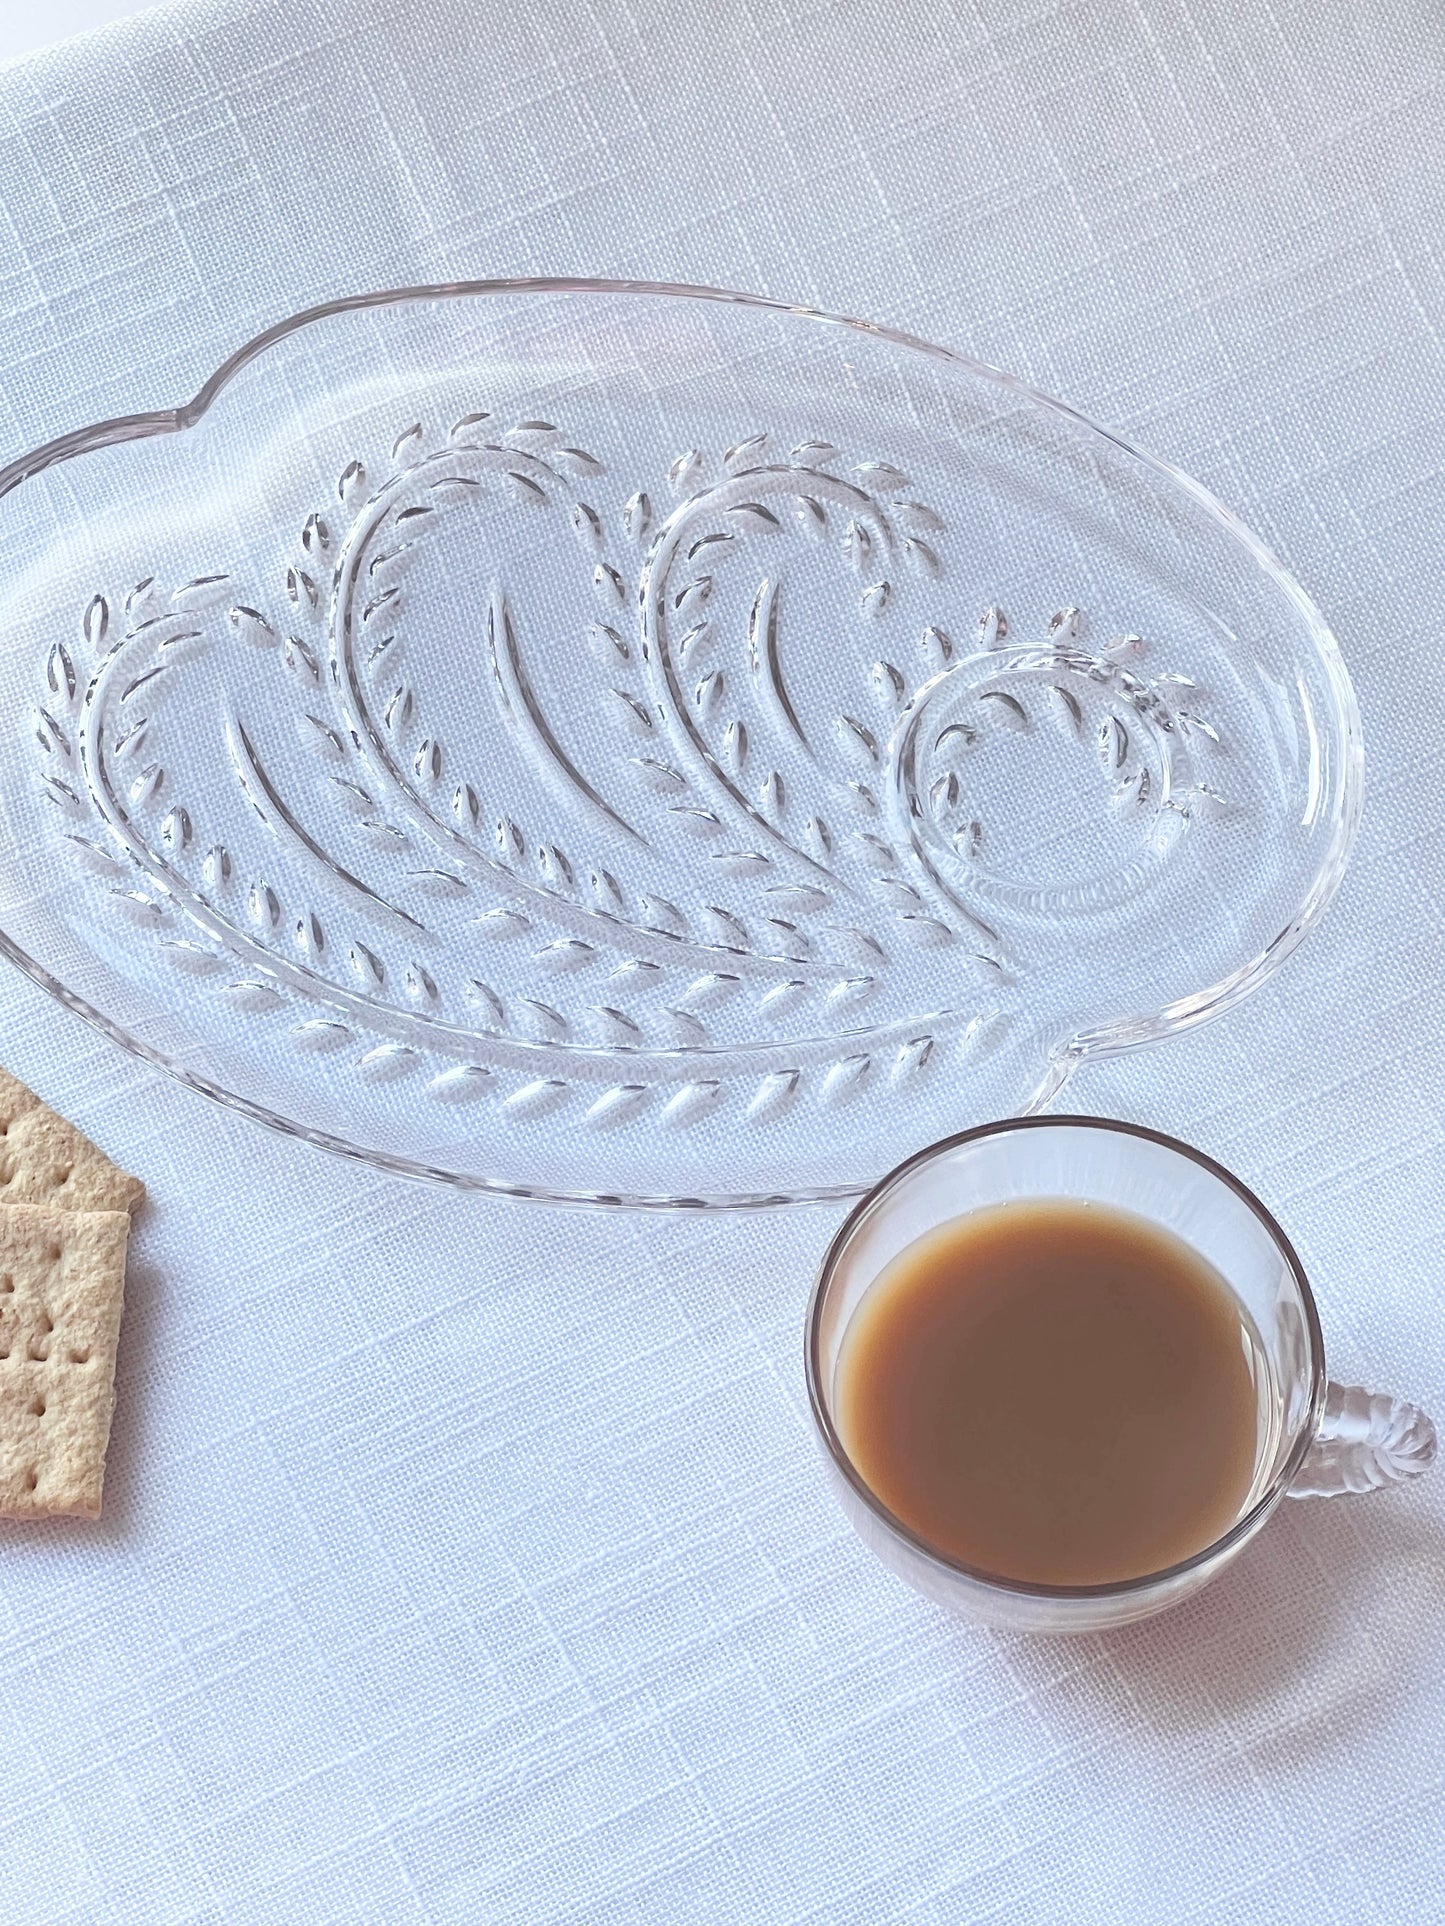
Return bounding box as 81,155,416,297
835,1201,1262,1586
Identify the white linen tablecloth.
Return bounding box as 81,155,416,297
0,1,1442,1919
0,4,157,71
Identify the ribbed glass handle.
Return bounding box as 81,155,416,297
1288,1382,1437,1498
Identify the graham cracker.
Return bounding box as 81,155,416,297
0,1066,144,1214
0,1204,131,1519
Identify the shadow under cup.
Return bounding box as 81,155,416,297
806,1116,1328,1633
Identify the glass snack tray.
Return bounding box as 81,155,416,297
0,283,1360,1205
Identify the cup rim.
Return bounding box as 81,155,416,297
805,1113,1329,1602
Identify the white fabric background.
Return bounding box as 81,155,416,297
0,4,155,70
0,1,1441,1920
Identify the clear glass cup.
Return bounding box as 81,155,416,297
806,1116,1437,1632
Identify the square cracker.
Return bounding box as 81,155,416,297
0,1066,144,1214
0,1204,131,1519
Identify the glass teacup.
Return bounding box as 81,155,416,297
806,1116,1436,1632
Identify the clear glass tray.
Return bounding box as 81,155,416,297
0,282,1360,1205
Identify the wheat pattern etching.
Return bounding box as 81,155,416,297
34,412,1228,1140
